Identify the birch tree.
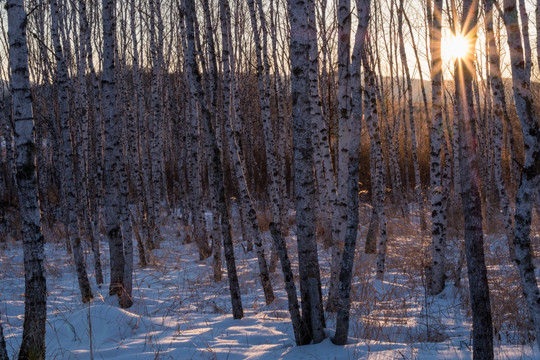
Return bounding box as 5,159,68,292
397,0,426,231
102,0,133,309
327,0,352,311
455,1,493,356
428,0,447,295
219,0,274,304
50,0,93,303
363,50,388,280
333,0,370,345
247,0,309,345
76,0,104,283
502,0,540,350
290,0,325,343
183,0,243,319
484,0,515,260
7,0,47,357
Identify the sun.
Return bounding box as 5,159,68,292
442,33,471,63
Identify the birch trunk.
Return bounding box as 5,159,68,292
76,0,105,282
397,0,426,231
183,0,243,319
427,0,447,295
290,0,325,343
327,0,352,312
256,0,289,214
219,0,274,305
7,0,47,357
363,52,388,281
484,0,515,260
82,0,106,284
50,0,93,304
102,0,132,309
199,0,223,281
333,0,370,345
148,0,164,247
308,0,334,249
177,12,211,260
128,0,148,267
503,0,540,351
247,0,308,344
456,2,494,356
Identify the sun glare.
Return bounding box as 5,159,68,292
443,33,470,63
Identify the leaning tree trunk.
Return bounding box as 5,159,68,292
219,0,274,305
102,0,132,309
456,1,494,357
7,0,47,358
183,0,243,319
503,0,540,351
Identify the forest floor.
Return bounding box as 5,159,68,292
1,205,539,359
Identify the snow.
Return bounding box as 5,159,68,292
0,213,538,359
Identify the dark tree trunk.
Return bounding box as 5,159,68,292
455,1,494,357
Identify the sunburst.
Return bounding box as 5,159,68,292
442,33,471,63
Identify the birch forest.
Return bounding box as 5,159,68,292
0,0,539,358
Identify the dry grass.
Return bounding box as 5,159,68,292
255,206,272,232
334,202,538,347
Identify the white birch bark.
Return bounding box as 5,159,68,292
304,0,332,248
50,0,93,304
502,0,540,351
128,0,148,266
75,0,105,281
363,52,388,281
219,0,274,305
183,0,243,319
102,0,132,308
290,0,326,343
427,0,447,295
397,0,426,231
179,6,211,261
84,0,107,278
333,0,370,345
484,0,515,260
199,0,223,282
305,0,332,322
7,0,47,357
246,0,307,344
327,0,352,311
148,0,164,247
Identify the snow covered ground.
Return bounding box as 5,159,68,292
0,211,538,359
